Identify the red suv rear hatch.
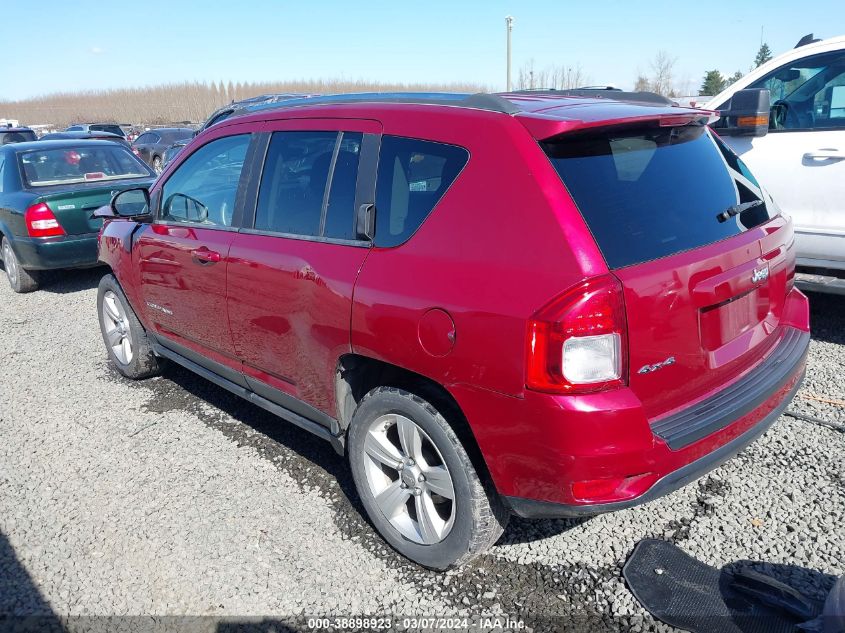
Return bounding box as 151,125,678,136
541,120,795,421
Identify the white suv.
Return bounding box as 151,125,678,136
707,35,845,294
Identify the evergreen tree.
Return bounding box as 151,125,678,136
700,70,726,96
754,43,773,68
726,70,744,87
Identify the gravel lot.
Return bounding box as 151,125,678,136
1,267,843,632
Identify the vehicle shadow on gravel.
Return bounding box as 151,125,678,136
136,362,595,546
0,530,59,622
116,364,661,628
37,266,105,295
133,362,372,522
806,291,845,345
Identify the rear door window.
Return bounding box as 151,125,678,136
0,131,36,145
91,124,125,137
543,125,772,269
254,130,364,240
373,136,468,247
323,132,363,240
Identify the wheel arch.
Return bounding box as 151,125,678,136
336,353,495,488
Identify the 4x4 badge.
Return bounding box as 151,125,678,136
752,266,769,284
638,356,676,375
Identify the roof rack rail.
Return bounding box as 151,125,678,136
243,92,521,116
508,88,674,106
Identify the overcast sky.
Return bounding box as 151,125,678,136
2,0,844,100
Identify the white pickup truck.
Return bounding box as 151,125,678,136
707,35,845,294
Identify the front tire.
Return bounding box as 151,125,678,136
152,156,163,174
2,237,39,293
348,387,508,570
97,274,162,379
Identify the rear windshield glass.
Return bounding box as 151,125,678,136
0,131,37,145
90,124,125,137
18,145,151,187
543,125,772,269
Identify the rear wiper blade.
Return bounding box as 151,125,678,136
717,200,764,222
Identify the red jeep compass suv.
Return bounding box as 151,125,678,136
96,92,810,569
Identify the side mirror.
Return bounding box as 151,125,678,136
718,89,771,137
111,187,151,217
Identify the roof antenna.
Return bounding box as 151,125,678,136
794,33,820,48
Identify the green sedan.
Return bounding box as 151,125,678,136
0,139,155,292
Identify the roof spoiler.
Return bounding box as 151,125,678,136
510,88,675,106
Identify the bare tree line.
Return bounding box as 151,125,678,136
0,79,488,127
515,59,590,90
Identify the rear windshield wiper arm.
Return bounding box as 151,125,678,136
717,199,765,223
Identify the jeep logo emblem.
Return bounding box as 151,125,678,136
752,266,769,284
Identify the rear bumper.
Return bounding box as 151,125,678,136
452,295,810,517
12,233,100,270
505,365,805,518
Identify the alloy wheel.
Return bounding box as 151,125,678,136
101,290,133,364
2,241,18,287
362,413,456,545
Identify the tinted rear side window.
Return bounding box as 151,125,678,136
374,136,468,248
255,131,338,237
91,125,125,137
543,126,772,269
0,131,36,145
323,132,363,240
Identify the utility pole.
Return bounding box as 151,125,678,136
505,16,514,92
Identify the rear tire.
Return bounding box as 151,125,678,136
152,155,163,174
2,237,39,293
348,386,508,570
97,273,162,379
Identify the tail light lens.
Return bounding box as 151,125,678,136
526,274,628,394
25,203,66,238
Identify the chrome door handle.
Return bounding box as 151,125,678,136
803,148,845,160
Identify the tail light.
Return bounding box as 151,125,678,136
24,203,66,238
526,274,627,394
132,147,140,156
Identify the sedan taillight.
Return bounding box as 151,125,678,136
25,203,66,238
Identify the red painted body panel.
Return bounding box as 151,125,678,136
228,236,369,416
617,215,796,420
99,94,810,511
134,223,237,360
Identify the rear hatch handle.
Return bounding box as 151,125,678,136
691,257,767,308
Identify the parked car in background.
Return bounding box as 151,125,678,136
199,93,317,133
161,137,191,168
40,130,131,148
132,127,195,173
707,34,845,294
0,127,37,145
158,95,317,169
65,123,126,139
0,140,155,292
96,91,809,569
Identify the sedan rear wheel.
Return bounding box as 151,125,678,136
152,156,163,174
1,237,39,293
